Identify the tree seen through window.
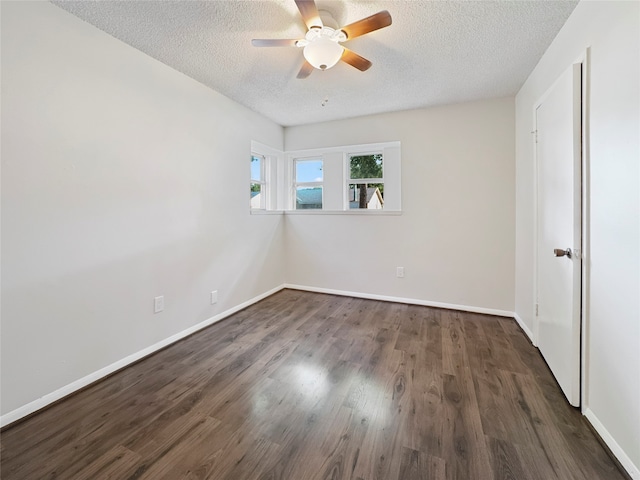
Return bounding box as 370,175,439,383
349,154,383,209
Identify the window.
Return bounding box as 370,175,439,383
294,159,323,209
284,141,400,213
251,140,287,212
348,153,384,210
250,154,265,210
254,141,397,214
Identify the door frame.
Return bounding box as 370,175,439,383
532,50,590,410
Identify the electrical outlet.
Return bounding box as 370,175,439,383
396,267,405,278
154,296,164,313
210,290,218,305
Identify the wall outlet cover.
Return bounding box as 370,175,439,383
154,296,164,313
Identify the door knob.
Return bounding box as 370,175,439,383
554,248,572,258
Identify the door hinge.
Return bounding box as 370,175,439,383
531,130,538,143
535,304,539,316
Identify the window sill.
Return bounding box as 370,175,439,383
284,210,402,216
250,210,285,215
251,209,402,216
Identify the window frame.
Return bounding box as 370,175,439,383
250,153,267,211
292,157,324,210
346,151,385,210
250,140,287,213
276,140,401,215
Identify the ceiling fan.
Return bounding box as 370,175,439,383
252,0,392,79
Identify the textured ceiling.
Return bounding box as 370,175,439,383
51,0,578,127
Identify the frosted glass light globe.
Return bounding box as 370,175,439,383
303,37,344,70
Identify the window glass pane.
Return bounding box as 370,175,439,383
250,182,262,209
350,154,383,179
295,159,323,182
251,155,262,181
295,186,323,210
348,183,384,210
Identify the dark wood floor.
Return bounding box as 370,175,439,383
1,290,626,480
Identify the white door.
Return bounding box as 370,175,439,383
535,63,582,407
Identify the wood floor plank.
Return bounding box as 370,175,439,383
0,290,627,480
486,435,528,480
442,371,493,479
134,414,223,479
73,445,142,480
218,436,283,480
398,446,446,480
441,311,468,376
350,348,407,480
393,304,424,353
501,368,590,480
301,405,366,480
401,338,444,456
513,440,569,480
509,369,626,480
480,316,530,375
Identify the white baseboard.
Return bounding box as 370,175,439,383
584,408,639,479
284,284,515,318
513,312,535,343
0,284,285,428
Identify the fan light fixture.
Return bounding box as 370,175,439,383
252,0,392,79
297,27,345,70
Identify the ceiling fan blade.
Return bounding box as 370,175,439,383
294,0,322,30
341,48,372,71
297,61,314,79
340,10,392,40
252,39,299,47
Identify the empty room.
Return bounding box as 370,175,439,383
1,1,638,479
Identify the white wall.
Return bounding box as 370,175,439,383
515,1,640,475
1,1,285,418
284,98,515,314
